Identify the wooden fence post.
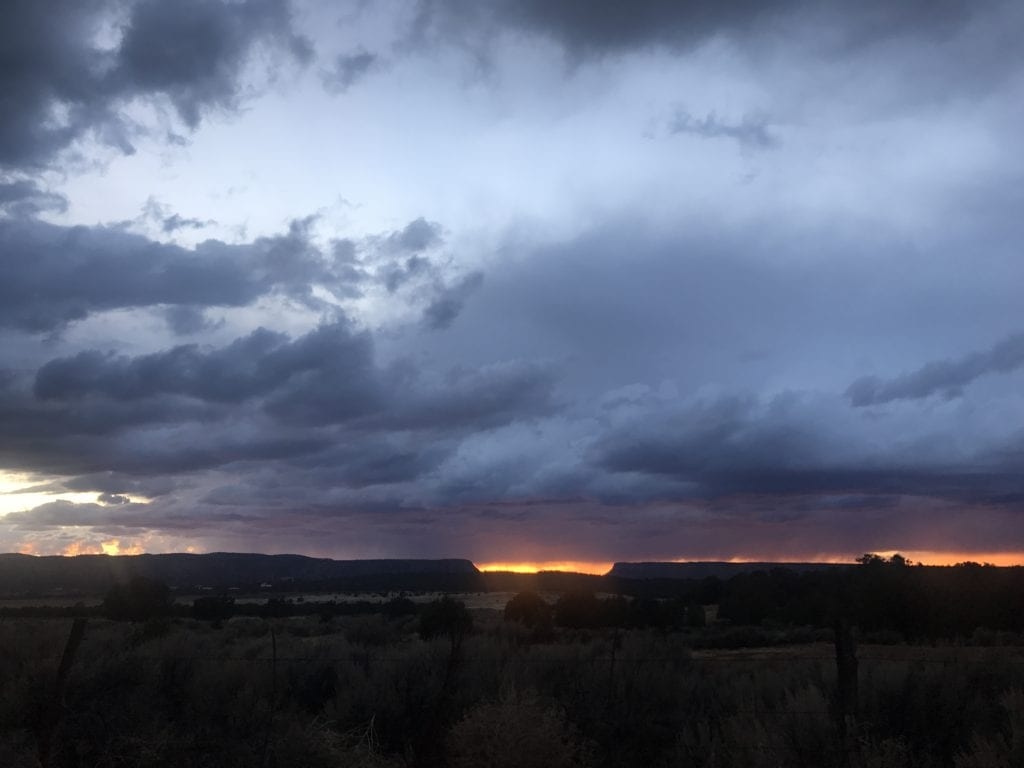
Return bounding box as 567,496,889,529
834,616,859,763
38,617,87,768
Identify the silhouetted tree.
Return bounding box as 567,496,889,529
419,596,473,642
192,595,235,623
504,591,552,628
554,591,604,629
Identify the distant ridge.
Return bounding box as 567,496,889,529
609,561,852,580
0,552,479,597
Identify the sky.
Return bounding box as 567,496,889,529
2,0,1024,569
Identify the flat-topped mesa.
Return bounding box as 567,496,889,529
0,552,480,597
608,561,851,580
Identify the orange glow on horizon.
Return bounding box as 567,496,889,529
100,539,145,556
60,540,101,556
477,561,615,575
871,550,1024,566
476,551,1024,574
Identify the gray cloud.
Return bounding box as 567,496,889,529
162,214,213,233
0,216,360,332
1,314,560,498
406,0,1024,110
590,392,1024,506
140,197,215,233
422,271,484,330
0,180,68,217
163,306,223,337
375,359,557,432
410,0,995,56
34,321,379,413
409,0,796,57
0,0,310,172
847,333,1024,406
322,50,379,94
0,218,289,331
386,217,443,253
669,111,777,149
112,0,312,128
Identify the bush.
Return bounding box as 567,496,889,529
418,597,473,642
193,596,235,623
447,691,592,768
504,591,552,628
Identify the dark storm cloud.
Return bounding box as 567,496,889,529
408,0,1024,106
111,0,312,128
0,381,332,478
4,499,253,532
669,111,777,149
31,315,555,432
0,217,334,332
284,439,446,490
163,306,222,336
0,0,112,169
398,211,1024,515
33,322,374,406
591,394,843,501
376,359,557,432
422,271,484,330
322,50,379,94
12,209,1021,531
847,333,1024,406
4,499,151,530
409,0,792,55
410,0,991,54
2,312,561,495
590,392,1024,507
0,180,68,217
0,0,309,171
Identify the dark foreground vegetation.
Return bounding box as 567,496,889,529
2,556,1023,767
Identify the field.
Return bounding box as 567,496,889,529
2,598,1023,768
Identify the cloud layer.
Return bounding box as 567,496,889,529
2,1,1024,562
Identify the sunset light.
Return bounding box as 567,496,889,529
476,561,615,576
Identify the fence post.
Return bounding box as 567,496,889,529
834,616,859,763
38,617,87,768
260,625,278,768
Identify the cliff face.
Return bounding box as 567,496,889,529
0,553,479,596
608,561,849,580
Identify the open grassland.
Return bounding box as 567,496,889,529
2,612,1023,768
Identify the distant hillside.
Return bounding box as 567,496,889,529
0,553,480,597
609,561,852,580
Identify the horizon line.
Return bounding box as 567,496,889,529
6,550,1024,574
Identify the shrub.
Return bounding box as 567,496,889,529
447,691,592,768
418,597,473,642
504,591,552,628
